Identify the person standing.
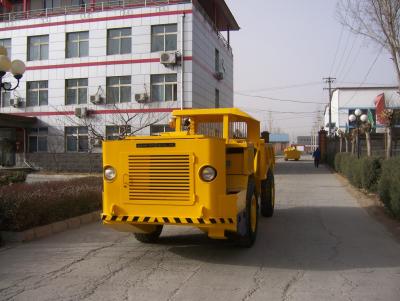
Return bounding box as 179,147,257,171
313,147,321,168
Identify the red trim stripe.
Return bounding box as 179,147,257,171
26,56,192,71
12,107,175,117
0,9,192,32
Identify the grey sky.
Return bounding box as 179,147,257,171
225,0,397,141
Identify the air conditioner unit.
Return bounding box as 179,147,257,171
215,71,224,81
10,98,23,108
135,93,149,103
90,94,104,104
160,52,178,65
74,107,89,118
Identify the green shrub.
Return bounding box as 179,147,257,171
334,153,381,191
0,171,27,186
360,157,381,192
0,177,102,231
378,158,400,218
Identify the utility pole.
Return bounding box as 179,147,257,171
268,111,273,133
323,77,336,136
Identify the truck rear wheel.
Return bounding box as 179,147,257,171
237,177,258,248
133,225,163,243
261,170,275,217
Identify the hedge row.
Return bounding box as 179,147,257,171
0,177,102,231
334,153,400,218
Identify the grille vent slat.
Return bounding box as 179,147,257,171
128,154,192,202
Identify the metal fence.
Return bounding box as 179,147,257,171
327,130,400,162
0,0,190,22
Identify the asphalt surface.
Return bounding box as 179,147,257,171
1,159,400,301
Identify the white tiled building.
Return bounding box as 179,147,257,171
0,0,239,170
323,86,400,133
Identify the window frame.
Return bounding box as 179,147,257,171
26,80,48,107
66,31,89,58
1,90,11,107
28,127,48,153
0,38,11,58
65,126,89,153
105,125,132,140
106,76,131,104
107,27,132,55
215,89,220,108
151,24,178,52
27,35,49,61
150,74,178,102
65,78,88,105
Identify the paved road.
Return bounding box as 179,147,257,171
1,160,400,301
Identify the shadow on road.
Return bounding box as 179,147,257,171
158,206,400,271
275,160,331,175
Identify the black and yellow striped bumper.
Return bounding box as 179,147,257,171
101,214,235,225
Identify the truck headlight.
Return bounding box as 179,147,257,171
104,166,117,181
200,166,217,182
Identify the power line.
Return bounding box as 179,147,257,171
235,81,323,93
333,28,354,76
330,25,345,76
235,92,326,104
239,107,323,114
336,34,358,79
323,77,336,136
342,46,384,107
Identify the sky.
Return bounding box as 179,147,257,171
225,0,397,141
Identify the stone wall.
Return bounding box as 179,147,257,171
25,153,102,173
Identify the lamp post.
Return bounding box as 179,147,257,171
0,46,26,107
348,108,368,158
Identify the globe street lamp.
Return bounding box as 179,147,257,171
348,109,368,158
0,46,26,107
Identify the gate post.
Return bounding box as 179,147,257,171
319,128,327,163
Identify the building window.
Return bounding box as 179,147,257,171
28,128,48,153
28,35,49,61
105,125,131,140
215,89,220,108
27,81,48,107
151,74,177,102
66,31,89,58
106,76,131,104
65,126,89,152
150,124,174,135
0,38,11,57
66,78,88,105
44,0,62,9
1,91,10,107
151,24,177,52
107,28,131,55
215,49,220,73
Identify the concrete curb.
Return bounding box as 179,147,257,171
1,211,101,243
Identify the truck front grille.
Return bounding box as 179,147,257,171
128,154,192,202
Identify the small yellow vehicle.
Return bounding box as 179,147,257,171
284,146,301,161
101,108,275,247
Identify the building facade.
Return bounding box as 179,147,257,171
0,0,239,170
323,86,400,133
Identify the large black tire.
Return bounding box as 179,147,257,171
134,225,163,243
261,170,275,218
237,177,258,248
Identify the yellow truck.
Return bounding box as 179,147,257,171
101,108,275,247
284,146,301,161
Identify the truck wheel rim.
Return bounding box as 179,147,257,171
250,195,257,232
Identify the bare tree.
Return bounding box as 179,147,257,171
338,0,400,86
53,103,172,151
361,122,373,156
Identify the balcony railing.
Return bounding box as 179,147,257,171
0,0,191,22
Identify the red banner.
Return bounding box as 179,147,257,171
0,0,13,10
374,93,386,125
